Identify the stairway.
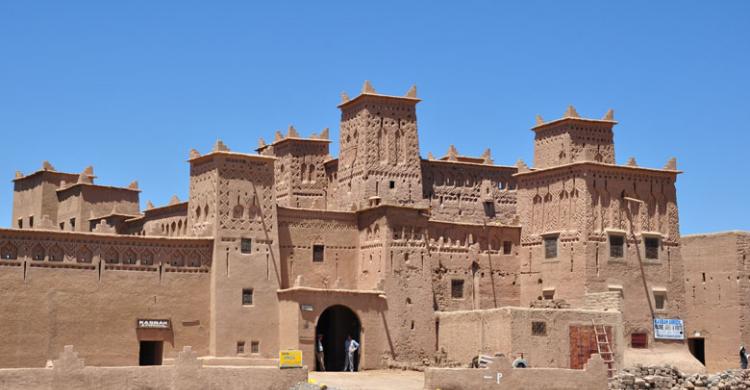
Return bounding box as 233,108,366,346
592,320,617,378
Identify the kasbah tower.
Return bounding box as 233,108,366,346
0,81,743,374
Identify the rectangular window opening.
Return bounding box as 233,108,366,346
251,341,259,354
241,238,252,254
70,218,76,230
29,216,34,228
17,219,22,229
313,244,325,262
609,235,624,258
654,291,667,310
451,279,464,299
237,341,245,354
389,180,395,189
242,288,254,306
503,241,512,255
531,321,547,336
542,289,555,300
483,201,495,217
544,236,558,259
645,237,660,259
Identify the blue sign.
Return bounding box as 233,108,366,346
654,318,684,340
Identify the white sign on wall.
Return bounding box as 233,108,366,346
137,319,171,329
653,318,684,340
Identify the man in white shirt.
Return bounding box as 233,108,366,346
344,335,359,372
316,334,326,371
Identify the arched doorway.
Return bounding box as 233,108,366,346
315,305,361,372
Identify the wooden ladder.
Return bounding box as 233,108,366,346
592,320,617,378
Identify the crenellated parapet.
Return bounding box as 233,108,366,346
0,227,213,273
532,106,618,169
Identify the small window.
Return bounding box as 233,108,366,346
242,289,254,306
241,238,252,254
1,244,18,260
389,180,395,189
531,321,547,336
17,219,23,229
544,236,558,259
251,341,259,354
483,201,495,217
451,279,464,299
503,241,512,255
654,291,667,310
29,216,34,228
609,235,624,258
645,237,659,259
70,218,76,230
236,341,245,354
49,246,63,262
313,244,325,262
631,333,648,349
59,222,64,230
542,289,555,300
32,245,45,261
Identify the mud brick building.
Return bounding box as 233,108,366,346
0,81,735,372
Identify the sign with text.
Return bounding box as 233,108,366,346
137,319,171,329
653,318,684,340
279,350,303,368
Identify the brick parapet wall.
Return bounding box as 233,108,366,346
582,291,623,312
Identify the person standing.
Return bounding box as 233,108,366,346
344,335,360,372
741,346,748,369
316,334,326,371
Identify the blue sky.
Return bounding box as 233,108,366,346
0,1,748,234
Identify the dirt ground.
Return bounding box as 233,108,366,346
308,369,424,390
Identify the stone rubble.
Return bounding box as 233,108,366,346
610,365,750,390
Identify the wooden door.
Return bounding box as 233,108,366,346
569,325,613,369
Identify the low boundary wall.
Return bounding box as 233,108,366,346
0,345,307,390
423,354,607,390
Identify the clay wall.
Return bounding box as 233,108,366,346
436,307,622,369
378,207,435,363
323,159,339,209
12,171,78,230
356,210,388,291
533,119,615,169
187,156,218,238
682,232,750,371
582,167,685,341
421,160,518,225
264,138,329,209
277,288,388,370
0,229,211,368
424,354,608,390
0,346,306,390
138,203,189,237
203,152,282,360
336,93,423,210
516,167,590,306
278,207,358,289
517,164,685,342
55,185,140,233
427,220,521,311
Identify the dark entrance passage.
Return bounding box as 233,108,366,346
315,305,361,372
688,337,705,365
139,341,163,366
